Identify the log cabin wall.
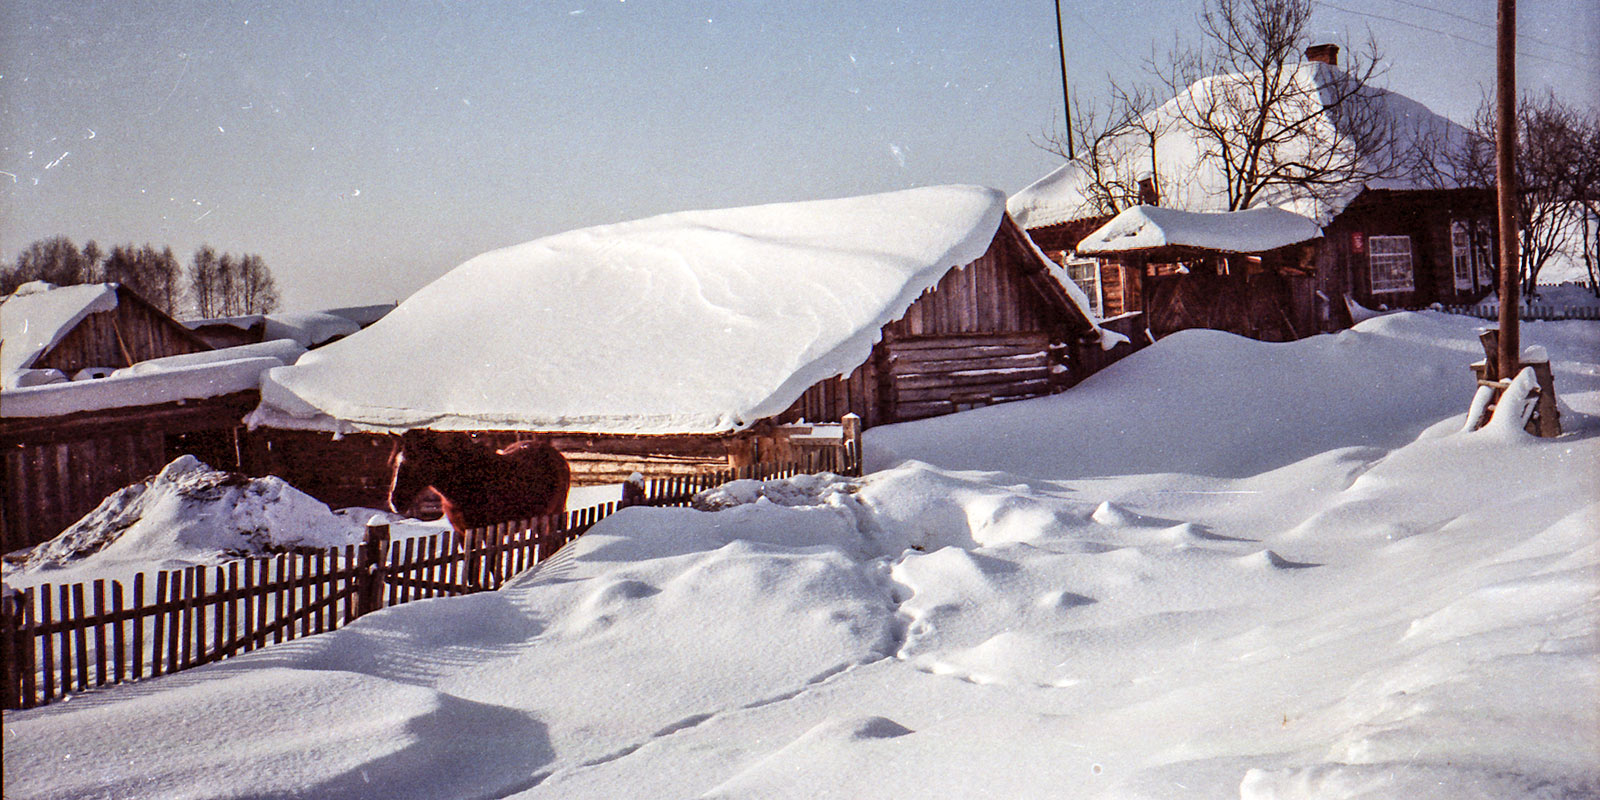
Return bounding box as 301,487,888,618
0,392,257,553
32,290,212,376
1320,188,1496,313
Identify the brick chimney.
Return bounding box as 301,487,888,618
1304,43,1339,66
1138,177,1160,207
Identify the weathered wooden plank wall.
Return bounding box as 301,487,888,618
33,293,210,376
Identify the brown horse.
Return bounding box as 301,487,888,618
388,430,571,584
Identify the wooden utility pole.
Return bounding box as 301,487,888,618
1054,0,1074,160
1495,0,1519,380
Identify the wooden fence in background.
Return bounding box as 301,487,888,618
1,456,858,710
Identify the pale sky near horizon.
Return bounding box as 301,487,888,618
3,1,1596,312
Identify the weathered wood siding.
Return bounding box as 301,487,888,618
33,291,211,376
1320,188,1496,318
1,393,256,554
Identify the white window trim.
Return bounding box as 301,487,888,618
1066,257,1103,318
1368,235,1414,294
1450,220,1475,291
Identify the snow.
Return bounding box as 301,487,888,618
6,311,1597,799
4,456,368,577
184,311,362,348
246,186,1010,435
0,356,287,418
0,282,119,388
1010,62,1474,230
1076,204,1324,255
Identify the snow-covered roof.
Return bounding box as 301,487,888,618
1076,205,1324,255
1007,162,1101,231
1,282,120,387
248,185,1022,435
1010,61,1473,230
183,311,362,347
1,355,286,418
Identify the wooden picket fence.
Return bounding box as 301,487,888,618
1440,301,1600,321
0,456,858,710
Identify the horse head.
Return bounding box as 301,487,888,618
387,429,443,515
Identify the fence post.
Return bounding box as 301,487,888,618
619,471,646,509
841,413,863,477
355,523,390,619
1,584,24,709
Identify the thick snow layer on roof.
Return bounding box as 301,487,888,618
184,311,363,346
1,282,119,387
1076,204,1324,255
248,185,1008,435
1,356,284,418
1011,62,1473,230
1006,162,1101,231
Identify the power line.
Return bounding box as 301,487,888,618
1319,1,1594,71
1377,0,1568,53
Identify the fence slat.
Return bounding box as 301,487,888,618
92,580,108,688
131,574,145,681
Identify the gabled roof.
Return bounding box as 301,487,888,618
2,282,122,386
1076,205,1323,256
250,185,1092,436
1011,61,1474,230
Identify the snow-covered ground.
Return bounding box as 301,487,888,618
4,311,1597,799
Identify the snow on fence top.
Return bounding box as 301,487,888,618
1,282,120,387
1075,205,1324,256
248,185,1010,435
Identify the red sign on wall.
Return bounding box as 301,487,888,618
1352,232,1365,253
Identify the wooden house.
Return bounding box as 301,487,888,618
1008,46,1496,340
243,186,1115,507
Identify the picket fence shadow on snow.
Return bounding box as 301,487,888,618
0,457,855,711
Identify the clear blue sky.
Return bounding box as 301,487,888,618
3,1,1595,311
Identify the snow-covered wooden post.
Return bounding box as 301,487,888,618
619,472,646,509
354,522,390,619
842,413,863,476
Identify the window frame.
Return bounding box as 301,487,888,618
1367,234,1414,294
1065,257,1104,318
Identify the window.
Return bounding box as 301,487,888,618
1066,258,1103,317
1473,220,1495,287
1451,221,1475,290
1368,235,1413,293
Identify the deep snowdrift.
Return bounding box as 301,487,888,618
5,312,1596,800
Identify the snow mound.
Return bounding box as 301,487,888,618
7,455,365,573
692,472,860,511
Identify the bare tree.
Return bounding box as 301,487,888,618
1149,0,1416,212
1455,92,1599,295
3,236,100,292
232,253,280,315
1035,83,1173,217
189,245,225,318
103,244,184,315
186,245,280,317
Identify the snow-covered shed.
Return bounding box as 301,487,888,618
246,186,1106,495
1010,46,1496,337
1074,205,1326,340
182,305,390,350
1,282,213,389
